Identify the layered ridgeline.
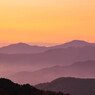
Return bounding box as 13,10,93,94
1,44,95,66
1,40,95,84
9,60,95,84
0,43,48,54
36,77,95,95
0,40,95,54
0,78,68,95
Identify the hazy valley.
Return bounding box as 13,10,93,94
0,40,95,95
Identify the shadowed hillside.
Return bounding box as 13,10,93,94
36,77,95,95
0,78,68,95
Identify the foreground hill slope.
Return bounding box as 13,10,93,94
0,78,67,95
36,77,95,95
9,60,95,84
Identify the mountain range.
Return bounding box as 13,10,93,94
0,40,95,54
1,40,95,84
36,77,95,95
0,40,95,95
0,40,95,66
0,46,95,67
9,60,95,84
51,40,95,48
0,43,47,54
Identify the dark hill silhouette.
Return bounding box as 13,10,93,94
36,77,95,95
9,60,95,84
0,78,67,95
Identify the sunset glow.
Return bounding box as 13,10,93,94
0,0,95,43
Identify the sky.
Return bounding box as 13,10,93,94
0,0,95,44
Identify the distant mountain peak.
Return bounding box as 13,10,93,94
65,40,89,46
9,42,31,46
7,42,47,48
16,42,27,45
70,40,88,43
0,42,47,54
52,40,95,48
1,42,33,50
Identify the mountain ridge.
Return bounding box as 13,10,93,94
1,46,95,66
0,40,95,54
0,78,67,95
9,60,95,84
0,42,47,54
51,40,95,48
35,77,95,95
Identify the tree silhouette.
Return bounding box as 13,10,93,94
0,78,69,95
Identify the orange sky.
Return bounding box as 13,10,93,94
0,0,95,43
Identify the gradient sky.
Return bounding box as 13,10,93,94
0,0,95,43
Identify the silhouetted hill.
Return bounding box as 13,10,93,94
0,78,67,95
36,77,95,95
0,43,47,54
9,60,95,84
